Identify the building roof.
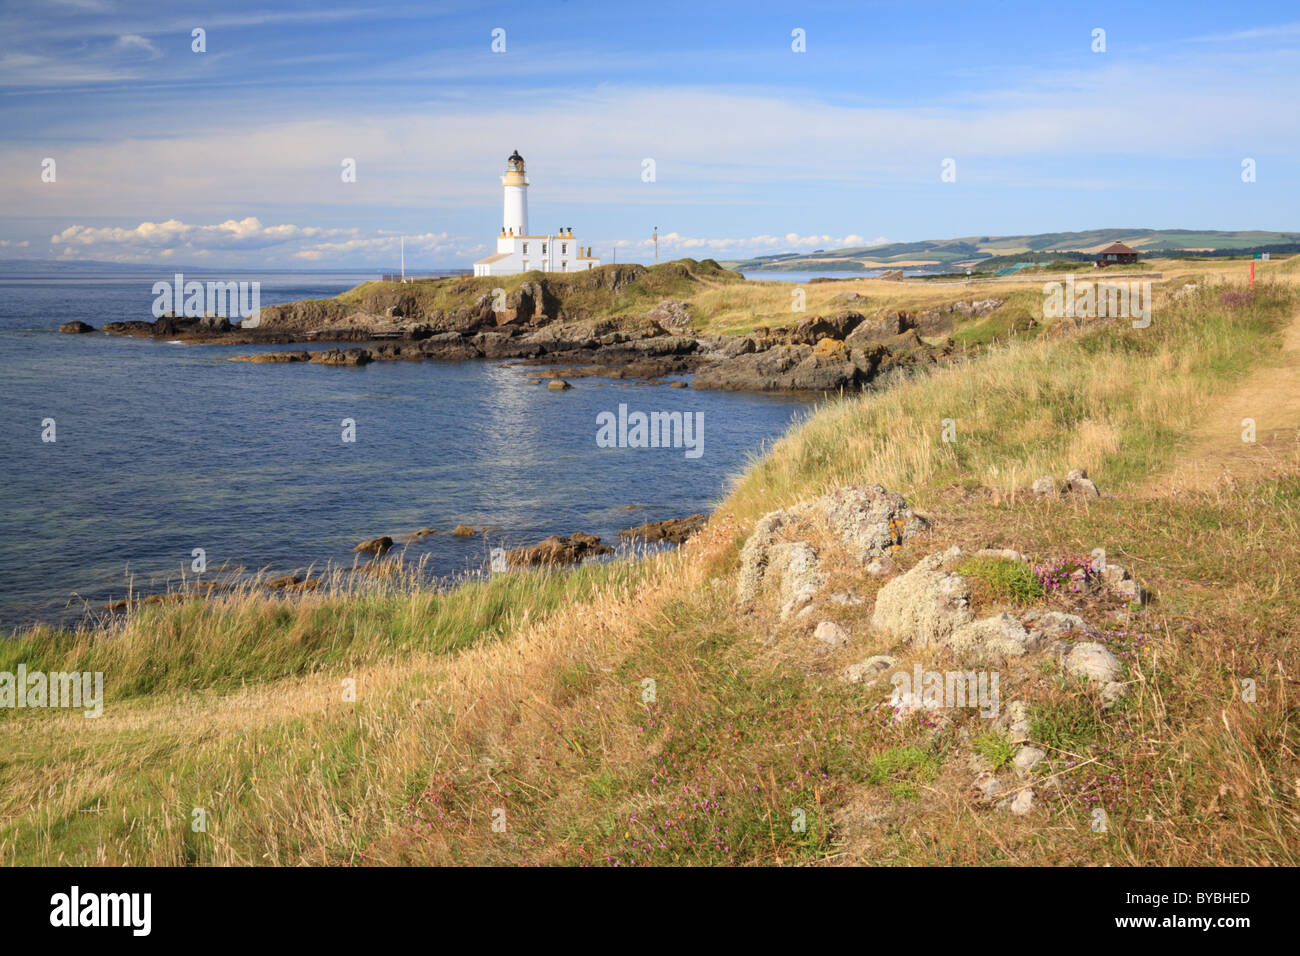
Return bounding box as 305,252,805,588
474,252,511,264
1098,241,1139,255
508,149,524,164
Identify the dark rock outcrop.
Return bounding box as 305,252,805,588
618,514,707,545
353,536,393,555
505,532,614,567
59,321,94,334
311,348,371,367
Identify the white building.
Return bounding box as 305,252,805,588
473,151,601,276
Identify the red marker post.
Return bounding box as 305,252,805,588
1250,260,1255,288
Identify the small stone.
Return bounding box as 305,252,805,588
1064,642,1123,684
1115,579,1146,604
844,654,896,683
796,603,818,619
1007,788,1034,815
451,525,477,537
1013,746,1046,775
1027,611,1090,636
1067,468,1088,481
1069,477,1100,497
1102,681,1129,706
998,700,1032,743
547,378,573,390
1100,563,1130,585
1031,476,1056,495
976,548,1027,562
829,591,865,606
866,555,896,577
972,772,1001,801
814,621,850,646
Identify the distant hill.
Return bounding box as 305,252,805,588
721,229,1300,273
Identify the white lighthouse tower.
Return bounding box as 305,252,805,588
502,149,529,237
473,150,601,276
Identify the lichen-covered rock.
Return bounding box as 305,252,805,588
767,542,824,618
947,612,1036,662
1022,610,1090,637
813,621,850,646
1004,788,1034,815
736,508,802,604
1066,468,1100,497
995,700,1031,743
1031,475,1055,495
1063,642,1123,684
1114,579,1146,604
976,548,1027,562
1013,746,1046,775
871,547,972,647
813,484,930,563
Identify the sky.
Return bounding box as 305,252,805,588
1,0,1298,269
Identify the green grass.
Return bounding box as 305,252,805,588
0,559,642,708
973,731,1016,769
958,556,1045,606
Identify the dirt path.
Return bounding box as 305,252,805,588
1144,302,1300,494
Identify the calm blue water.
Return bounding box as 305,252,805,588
0,272,816,630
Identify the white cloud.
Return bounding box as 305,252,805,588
46,217,469,264
39,215,888,265
113,34,159,57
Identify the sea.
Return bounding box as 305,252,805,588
0,270,819,631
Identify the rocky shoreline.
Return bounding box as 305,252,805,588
62,260,970,393
95,513,711,614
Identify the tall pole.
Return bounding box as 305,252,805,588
653,226,658,265
401,236,405,282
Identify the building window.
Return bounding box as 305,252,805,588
562,261,567,271
542,243,547,254
522,261,528,270
561,243,567,254
523,243,528,254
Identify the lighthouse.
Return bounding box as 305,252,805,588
473,150,601,276
502,149,529,237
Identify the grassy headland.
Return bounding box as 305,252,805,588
5,256,1299,865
